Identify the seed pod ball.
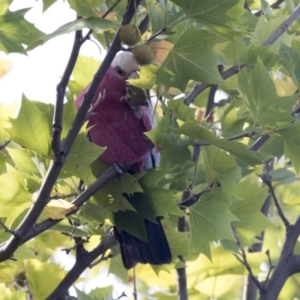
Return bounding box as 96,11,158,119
133,44,155,66
119,24,141,46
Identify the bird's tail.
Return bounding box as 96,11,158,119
114,217,172,269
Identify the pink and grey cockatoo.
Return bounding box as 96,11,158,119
75,51,171,269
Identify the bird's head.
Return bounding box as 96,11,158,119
111,51,140,79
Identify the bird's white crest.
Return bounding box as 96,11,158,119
111,51,140,76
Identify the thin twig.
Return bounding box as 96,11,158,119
177,217,188,300
50,193,78,200
193,131,257,147
264,250,275,283
89,251,113,268
245,159,274,299
0,139,11,150
231,224,263,291
133,267,137,300
259,172,290,229
0,219,17,236
52,29,83,163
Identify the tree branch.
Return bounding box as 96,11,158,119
259,216,300,299
177,217,188,300
259,170,290,229
46,234,117,300
245,159,274,300
52,29,83,163
22,167,118,243
231,224,263,292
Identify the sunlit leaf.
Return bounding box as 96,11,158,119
0,9,43,53
0,164,32,227
5,97,51,156
0,283,26,300
43,199,77,219
127,65,158,89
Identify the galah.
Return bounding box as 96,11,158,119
75,51,172,269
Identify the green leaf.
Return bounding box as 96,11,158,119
279,42,300,86
238,58,298,127
247,45,279,70
138,169,184,217
114,209,147,241
68,55,101,99
190,188,238,259
177,120,269,166
68,0,106,17
127,65,157,89
170,0,245,35
0,0,12,15
6,148,40,175
14,245,36,260
260,135,284,159
0,102,19,144
163,219,189,257
6,97,51,156
156,28,223,91
202,146,241,193
167,98,196,121
230,175,271,242
251,16,294,52
221,99,249,137
146,116,191,170
89,286,113,299
28,17,117,50
146,0,166,34
0,164,32,227
270,168,297,184
277,124,300,174
75,286,94,300
114,169,183,241
0,9,43,53
109,254,128,283
79,202,109,224
222,41,249,66
26,261,66,300
63,132,104,182
0,283,26,300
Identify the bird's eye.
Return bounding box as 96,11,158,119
116,66,126,76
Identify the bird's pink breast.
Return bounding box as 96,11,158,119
75,67,153,169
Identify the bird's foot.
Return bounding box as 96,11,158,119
121,86,148,119
112,162,125,180
86,90,106,119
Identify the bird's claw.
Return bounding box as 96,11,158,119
86,90,106,119
121,86,148,119
113,162,125,179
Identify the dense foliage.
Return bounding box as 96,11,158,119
1,0,300,299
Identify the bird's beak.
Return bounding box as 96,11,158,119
128,71,139,79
